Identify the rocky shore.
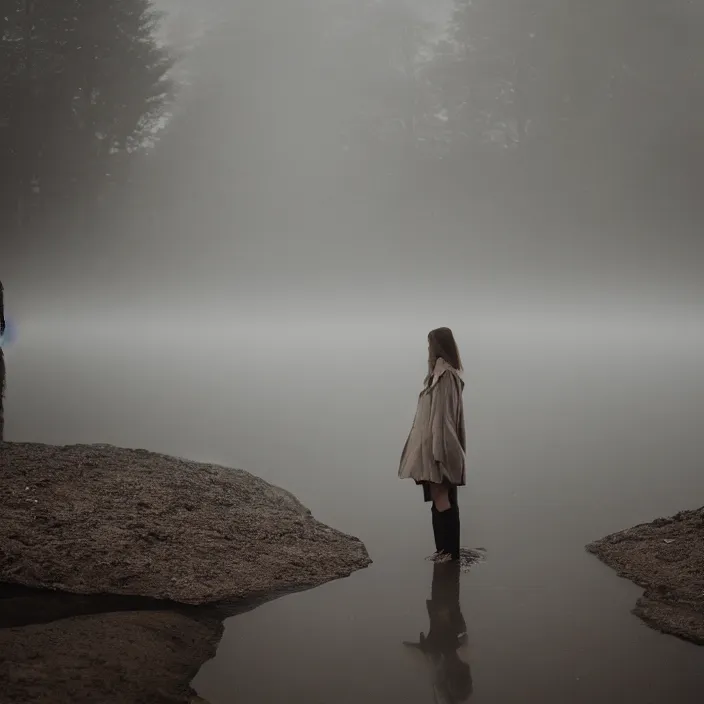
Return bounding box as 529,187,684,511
587,506,704,645
0,348,5,441
0,442,372,703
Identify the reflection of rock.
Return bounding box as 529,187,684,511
587,506,704,644
0,586,223,704
0,442,371,604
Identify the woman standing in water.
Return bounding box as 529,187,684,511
399,327,466,561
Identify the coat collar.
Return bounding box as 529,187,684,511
424,357,463,391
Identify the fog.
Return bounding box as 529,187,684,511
4,319,704,702
3,0,704,702
4,0,704,324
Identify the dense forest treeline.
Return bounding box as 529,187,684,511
0,0,173,243
3,0,704,252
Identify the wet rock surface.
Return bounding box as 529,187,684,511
0,442,372,702
426,546,487,572
587,506,704,644
0,442,372,605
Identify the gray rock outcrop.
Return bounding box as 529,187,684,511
587,506,704,644
0,442,372,604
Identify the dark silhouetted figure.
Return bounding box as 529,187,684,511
0,278,4,441
404,561,473,703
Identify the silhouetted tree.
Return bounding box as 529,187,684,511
0,0,173,236
320,0,436,160
430,0,704,159
416,0,704,222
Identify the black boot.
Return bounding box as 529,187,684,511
440,505,460,560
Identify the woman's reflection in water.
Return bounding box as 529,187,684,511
404,560,473,703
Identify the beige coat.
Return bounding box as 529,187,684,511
398,358,466,493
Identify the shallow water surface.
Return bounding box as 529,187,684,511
5,318,704,703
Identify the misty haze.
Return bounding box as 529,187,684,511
2,1,704,703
